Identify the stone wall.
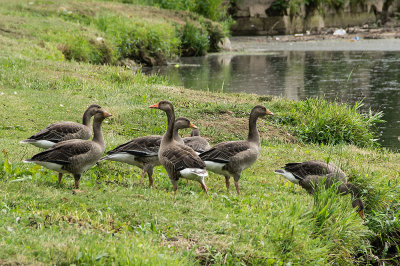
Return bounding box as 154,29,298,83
230,0,400,35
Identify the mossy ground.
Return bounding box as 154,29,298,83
1,0,400,265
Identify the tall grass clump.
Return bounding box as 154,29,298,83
356,173,400,263
311,181,370,263
104,0,229,21
273,98,384,147
95,14,180,65
179,22,209,56
58,35,114,64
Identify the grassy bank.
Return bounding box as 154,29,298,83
1,1,400,265
0,0,227,66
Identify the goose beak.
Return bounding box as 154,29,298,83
149,103,159,109
189,122,197,129
266,109,274,115
103,111,112,117
358,209,365,219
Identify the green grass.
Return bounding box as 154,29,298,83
1,1,400,264
0,0,225,66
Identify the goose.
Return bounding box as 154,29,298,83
23,108,112,189
274,160,346,184
100,117,197,186
149,100,208,194
20,104,104,149
183,127,211,154
274,160,364,218
199,105,273,194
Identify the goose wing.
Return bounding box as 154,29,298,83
28,122,85,142
161,144,205,173
199,141,250,163
107,135,161,157
183,136,211,153
28,140,92,165
284,160,345,179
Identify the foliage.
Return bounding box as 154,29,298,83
0,47,399,263
58,36,114,64
94,14,180,65
266,0,289,16
312,181,370,263
105,0,228,21
179,22,209,56
0,0,227,66
1,1,399,264
272,98,384,147
265,0,358,18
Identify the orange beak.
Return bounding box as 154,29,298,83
103,111,112,117
359,209,365,219
190,122,197,129
149,103,159,109
266,109,274,115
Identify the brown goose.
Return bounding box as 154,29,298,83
149,101,208,194
274,160,364,218
20,104,103,149
274,160,346,183
23,108,112,189
100,117,197,186
200,105,273,194
183,128,211,154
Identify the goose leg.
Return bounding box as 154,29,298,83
74,174,81,189
58,173,63,185
234,174,241,194
234,181,240,194
139,169,146,184
200,179,209,195
170,179,178,193
147,166,154,187
225,176,230,190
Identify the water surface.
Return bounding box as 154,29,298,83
144,51,400,151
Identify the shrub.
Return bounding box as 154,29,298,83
179,22,209,56
94,14,180,65
273,98,384,147
103,0,228,21
193,0,224,21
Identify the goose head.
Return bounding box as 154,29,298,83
251,105,274,118
175,117,197,130
93,108,112,122
149,100,173,112
86,104,103,116
351,198,365,219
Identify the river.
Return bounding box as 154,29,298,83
144,38,400,151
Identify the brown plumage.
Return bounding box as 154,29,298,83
280,160,346,180
149,101,208,194
274,160,364,218
183,128,211,154
200,105,273,194
20,104,104,149
23,108,112,189
100,117,195,186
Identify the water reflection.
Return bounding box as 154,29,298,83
143,51,400,151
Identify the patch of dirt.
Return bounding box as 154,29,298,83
0,260,40,266
196,112,297,144
162,235,199,250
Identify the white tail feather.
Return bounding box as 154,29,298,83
274,170,299,184
180,168,208,181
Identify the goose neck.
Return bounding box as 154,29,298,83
82,109,92,127
248,112,260,143
173,126,183,143
92,118,105,147
163,107,175,142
